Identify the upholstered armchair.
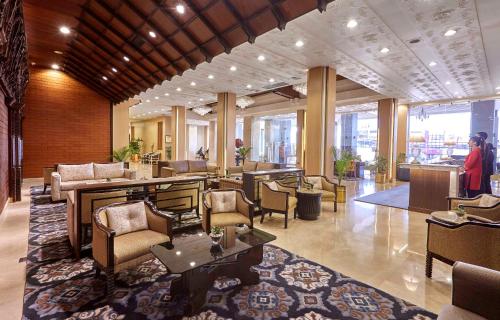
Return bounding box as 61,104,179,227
260,181,297,228
92,200,173,296
425,218,500,278
201,189,254,233
438,262,500,320
303,175,338,212
155,181,201,223
448,194,500,221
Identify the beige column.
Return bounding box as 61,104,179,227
243,116,253,150
208,120,216,162
304,67,336,179
113,99,137,150
216,92,236,174
394,104,409,176
377,98,397,181
296,110,305,168
171,106,186,160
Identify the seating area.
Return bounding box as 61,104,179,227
1,1,500,319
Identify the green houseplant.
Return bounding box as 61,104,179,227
374,155,388,184
237,146,252,164
332,147,353,203
128,138,143,162
209,226,224,245
112,146,130,162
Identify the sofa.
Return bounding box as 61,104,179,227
158,160,218,178
227,160,284,177
51,162,136,201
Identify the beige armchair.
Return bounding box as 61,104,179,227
202,189,253,233
227,161,282,177
260,181,297,228
159,160,218,178
303,175,338,212
92,200,173,296
438,262,500,320
448,194,500,221
425,218,500,278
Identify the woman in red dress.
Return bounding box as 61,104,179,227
464,136,483,198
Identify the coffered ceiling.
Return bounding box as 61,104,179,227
132,0,500,117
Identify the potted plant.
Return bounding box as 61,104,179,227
165,146,172,160
374,155,388,184
237,146,252,164
332,148,352,203
396,152,409,181
112,146,130,164
128,138,143,162
209,226,224,245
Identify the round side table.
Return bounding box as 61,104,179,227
296,190,322,220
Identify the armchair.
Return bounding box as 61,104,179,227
92,200,173,296
425,217,500,278
155,181,201,223
438,262,500,320
303,175,338,212
202,189,254,233
260,181,297,228
448,194,500,221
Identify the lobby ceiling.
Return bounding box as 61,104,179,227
23,0,334,103
132,0,500,117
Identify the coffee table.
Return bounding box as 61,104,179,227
150,228,276,315
296,189,322,220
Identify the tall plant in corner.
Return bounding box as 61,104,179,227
129,138,143,162
237,146,252,164
112,146,130,163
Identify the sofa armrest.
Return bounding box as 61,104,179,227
161,167,176,178
321,176,338,193
144,201,173,241
227,166,243,175
207,164,219,174
51,172,62,201
448,196,482,210
235,190,254,220
275,181,297,197
261,183,289,211
123,169,136,180
92,209,115,268
452,262,500,320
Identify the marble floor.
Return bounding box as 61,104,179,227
0,168,453,318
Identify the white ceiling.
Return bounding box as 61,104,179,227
130,0,500,118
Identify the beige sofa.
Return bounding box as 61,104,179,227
227,160,283,177
158,160,218,178
51,162,136,201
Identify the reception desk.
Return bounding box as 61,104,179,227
399,163,464,213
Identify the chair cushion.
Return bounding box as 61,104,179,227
168,160,189,174
478,194,500,207
211,191,237,213
320,190,336,200
210,212,251,227
106,202,149,236
114,230,169,265
58,163,94,182
188,160,208,172
256,162,276,171
94,162,124,179
437,305,486,320
289,196,297,209
267,181,279,191
243,161,257,172
306,177,323,190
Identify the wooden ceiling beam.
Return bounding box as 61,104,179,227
65,68,115,101
268,0,287,30
64,64,120,101
183,0,232,54
222,0,256,43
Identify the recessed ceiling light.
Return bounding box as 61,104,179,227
59,26,70,34
148,112,152,114
246,84,252,89
176,87,182,92
161,108,165,111
154,96,159,100
146,99,151,102
445,81,451,85
123,56,130,62
230,66,237,71
188,101,192,104
199,98,204,101
51,64,59,70
458,96,463,99
444,29,456,37
208,74,214,79
496,86,500,90
380,47,389,54
190,81,196,86
347,19,358,28
102,76,108,80
429,61,437,67
176,4,185,14
257,55,265,61
111,67,118,73
31,62,36,66
454,91,459,95
164,93,169,96
269,78,275,83
295,40,304,47
54,50,63,55
149,31,156,38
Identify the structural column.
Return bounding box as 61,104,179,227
112,99,136,151
304,67,336,179
377,98,397,181
296,110,305,168
393,104,409,176
243,116,253,149
171,106,186,160
208,120,216,162
216,92,236,174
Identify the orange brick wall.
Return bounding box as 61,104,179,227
0,92,8,213
23,68,111,178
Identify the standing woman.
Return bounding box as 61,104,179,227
464,136,483,198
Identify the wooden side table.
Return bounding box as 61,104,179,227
296,190,322,220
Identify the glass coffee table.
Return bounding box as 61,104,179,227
151,228,276,315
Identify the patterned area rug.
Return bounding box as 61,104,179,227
23,186,436,319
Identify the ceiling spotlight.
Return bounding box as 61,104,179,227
51,64,60,70
269,78,275,83
154,96,159,100
111,67,117,73
199,98,204,101
31,62,36,66
458,96,463,99
102,76,108,80
188,101,192,105
295,40,304,47
246,84,252,89
380,47,389,54
164,93,169,96
176,4,185,14
123,56,130,62
230,66,237,71
208,74,214,79
454,91,459,95
54,50,63,55
429,61,437,67
146,99,151,102
190,81,196,86
59,26,70,34
176,87,182,92
347,19,358,28
496,86,500,90
257,55,265,61
444,29,456,37
149,31,157,38
445,81,451,85
497,91,500,95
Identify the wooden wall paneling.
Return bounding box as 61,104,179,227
157,121,163,150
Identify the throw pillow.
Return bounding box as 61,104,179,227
267,181,279,191
306,176,323,190
479,194,500,207
58,163,94,181
106,202,149,236
94,162,124,179
211,191,237,213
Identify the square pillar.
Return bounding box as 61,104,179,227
216,92,236,174
394,104,409,175
377,98,397,181
296,110,305,168
208,120,216,162
243,116,253,151
304,66,336,179
171,106,186,160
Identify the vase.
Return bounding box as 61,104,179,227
337,185,346,203
209,232,224,245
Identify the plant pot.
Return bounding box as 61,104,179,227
375,173,386,184
209,232,224,245
336,185,346,203
131,154,140,162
